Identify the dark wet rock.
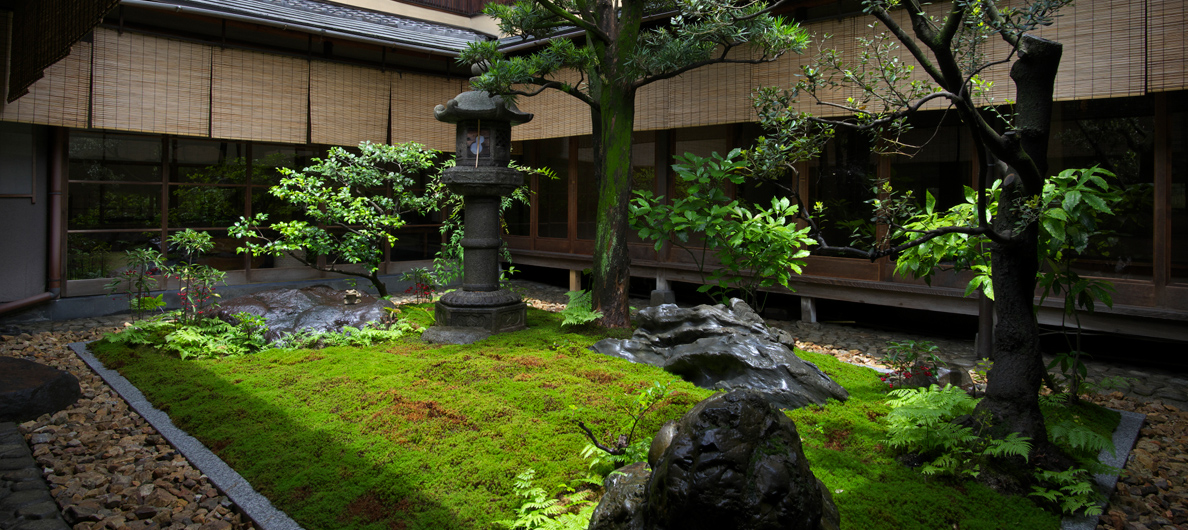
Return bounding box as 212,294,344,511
645,390,840,530
587,462,650,530
420,326,492,345
215,285,395,343
0,358,80,423
591,299,847,410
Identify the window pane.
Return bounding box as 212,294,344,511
1171,107,1188,283
1049,97,1155,279
169,185,244,228
69,131,162,163
68,183,161,229
66,232,160,280
172,139,248,184
536,138,569,239
576,136,597,240
809,129,877,254
890,115,972,212
252,144,319,187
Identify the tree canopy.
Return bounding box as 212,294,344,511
461,0,811,326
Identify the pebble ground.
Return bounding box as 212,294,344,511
0,280,1183,530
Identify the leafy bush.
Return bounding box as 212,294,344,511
880,339,943,389
630,149,815,311
104,247,165,322
162,229,225,323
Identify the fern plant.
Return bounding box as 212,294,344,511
1030,467,1104,516
560,290,603,327
885,385,1031,478
497,469,595,530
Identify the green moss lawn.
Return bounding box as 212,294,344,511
91,306,1081,530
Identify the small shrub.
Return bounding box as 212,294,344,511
880,339,944,389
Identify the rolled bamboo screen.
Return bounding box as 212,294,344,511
92,28,211,136
1031,1,1146,100
0,40,89,128
513,70,592,140
389,72,464,152
212,48,308,143
1148,0,1187,92
310,61,389,146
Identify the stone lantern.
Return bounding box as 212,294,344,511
432,72,533,333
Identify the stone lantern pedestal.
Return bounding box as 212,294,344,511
432,81,532,334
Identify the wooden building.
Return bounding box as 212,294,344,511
0,0,1185,342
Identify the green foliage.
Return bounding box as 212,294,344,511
560,290,603,328
460,0,810,108
1030,467,1103,516
161,230,225,323
496,469,595,530
885,385,1032,478
230,141,438,297
275,320,420,350
400,267,437,304
103,247,165,322
577,380,673,478
461,0,812,324
426,160,545,289
630,149,815,310
880,340,943,389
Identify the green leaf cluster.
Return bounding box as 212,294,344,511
630,149,815,310
560,290,603,328
229,142,438,297
496,469,595,530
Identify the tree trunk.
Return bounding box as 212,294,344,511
367,271,389,298
590,82,637,328
978,194,1045,441
973,34,1062,443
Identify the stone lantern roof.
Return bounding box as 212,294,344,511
433,90,533,126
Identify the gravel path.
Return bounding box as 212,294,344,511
2,282,1183,530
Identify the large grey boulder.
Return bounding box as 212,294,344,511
0,357,80,423
215,285,395,343
589,390,840,530
591,299,847,410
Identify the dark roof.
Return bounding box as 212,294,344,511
126,0,494,53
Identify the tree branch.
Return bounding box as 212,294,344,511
534,0,608,42
576,421,625,455
867,6,946,83
636,51,786,89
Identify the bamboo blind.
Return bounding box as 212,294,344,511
211,48,308,143
1148,0,1187,91
1031,1,1145,100
513,70,592,140
7,0,118,103
389,72,464,151
310,61,389,146
0,39,90,128
92,28,211,136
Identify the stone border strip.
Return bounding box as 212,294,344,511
1062,409,1146,530
67,342,304,530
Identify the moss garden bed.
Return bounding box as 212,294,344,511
90,305,1114,530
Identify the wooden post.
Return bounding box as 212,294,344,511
800,296,818,323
